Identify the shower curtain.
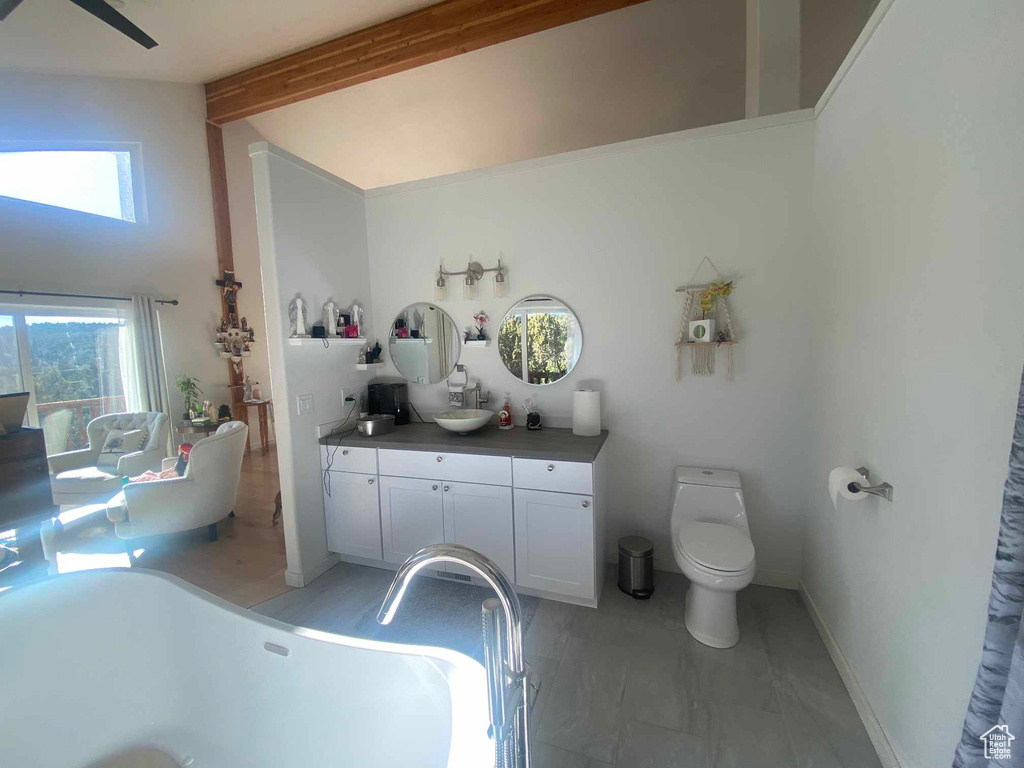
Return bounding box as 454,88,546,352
954,368,1024,767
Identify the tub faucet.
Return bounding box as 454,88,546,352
378,544,531,768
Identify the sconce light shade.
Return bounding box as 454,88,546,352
463,274,478,301
435,264,448,301
493,260,508,298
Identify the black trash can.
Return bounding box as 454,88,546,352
618,536,654,599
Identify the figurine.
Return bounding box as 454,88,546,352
358,347,367,364
241,317,249,334
365,341,383,364
217,404,232,422
349,301,364,334
288,297,308,337
242,375,254,402
323,300,338,337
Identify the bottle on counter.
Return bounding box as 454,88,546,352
498,393,514,430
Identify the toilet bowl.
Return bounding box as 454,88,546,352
669,467,755,648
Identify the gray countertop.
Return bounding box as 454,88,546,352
320,423,608,462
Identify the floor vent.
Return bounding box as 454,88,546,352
435,570,471,582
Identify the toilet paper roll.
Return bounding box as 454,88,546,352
828,466,869,510
572,389,601,436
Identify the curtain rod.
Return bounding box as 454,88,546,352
0,289,178,306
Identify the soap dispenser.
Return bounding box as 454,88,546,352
498,393,514,430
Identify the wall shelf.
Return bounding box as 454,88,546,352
288,337,366,346
391,337,433,344
678,341,738,347
355,362,384,371
463,339,491,348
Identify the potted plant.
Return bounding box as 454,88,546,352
473,312,489,340
176,374,203,420
689,281,733,342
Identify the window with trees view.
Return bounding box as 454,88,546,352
0,308,126,454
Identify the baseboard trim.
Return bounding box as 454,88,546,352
285,552,340,588
798,582,902,768
751,569,800,590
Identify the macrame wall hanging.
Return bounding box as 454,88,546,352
675,256,737,379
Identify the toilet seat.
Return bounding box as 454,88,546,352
675,521,754,573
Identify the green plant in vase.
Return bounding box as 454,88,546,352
176,375,203,420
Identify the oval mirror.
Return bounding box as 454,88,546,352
388,303,462,384
498,295,583,385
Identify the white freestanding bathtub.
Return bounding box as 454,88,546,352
0,569,492,768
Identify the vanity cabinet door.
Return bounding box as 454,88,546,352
514,489,595,599
380,475,445,565
324,471,382,560
442,482,515,580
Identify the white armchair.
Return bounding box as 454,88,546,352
105,421,248,541
48,411,169,508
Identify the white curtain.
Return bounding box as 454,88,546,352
119,295,172,449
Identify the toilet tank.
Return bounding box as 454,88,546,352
671,466,748,532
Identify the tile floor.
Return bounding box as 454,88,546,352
254,561,882,768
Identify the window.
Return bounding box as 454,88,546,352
1,306,126,454
0,149,137,222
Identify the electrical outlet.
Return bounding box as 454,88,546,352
340,388,350,403
296,394,314,415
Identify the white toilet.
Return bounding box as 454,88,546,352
670,466,756,649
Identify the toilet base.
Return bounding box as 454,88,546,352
684,583,739,649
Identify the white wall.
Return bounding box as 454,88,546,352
223,119,276,451
0,73,227,417
363,115,817,580
250,144,374,585
803,1,1024,766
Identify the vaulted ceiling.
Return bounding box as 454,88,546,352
0,0,435,82
244,0,746,189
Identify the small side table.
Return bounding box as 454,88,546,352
236,400,272,454
177,420,220,441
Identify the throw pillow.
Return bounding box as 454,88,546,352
97,428,148,469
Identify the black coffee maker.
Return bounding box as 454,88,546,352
367,382,409,426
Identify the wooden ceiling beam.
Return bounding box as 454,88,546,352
204,0,651,124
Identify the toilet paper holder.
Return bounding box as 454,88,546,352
851,467,894,502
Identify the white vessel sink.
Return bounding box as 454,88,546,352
434,409,494,434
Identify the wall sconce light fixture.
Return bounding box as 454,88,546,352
435,257,509,302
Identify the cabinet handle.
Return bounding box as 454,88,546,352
581,500,590,508
432,485,438,491
368,478,375,485
547,464,555,472
444,485,450,492
342,450,349,456
436,456,443,462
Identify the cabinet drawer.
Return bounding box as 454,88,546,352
320,445,377,475
513,458,593,495
378,449,511,486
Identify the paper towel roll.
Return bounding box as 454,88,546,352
828,466,869,510
572,389,601,436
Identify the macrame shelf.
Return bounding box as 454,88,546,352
675,256,739,380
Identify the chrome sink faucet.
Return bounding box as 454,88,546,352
378,544,531,768
464,383,490,410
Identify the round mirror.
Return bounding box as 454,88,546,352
388,303,462,384
498,295,583,386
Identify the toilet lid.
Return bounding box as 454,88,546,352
676,522,754,572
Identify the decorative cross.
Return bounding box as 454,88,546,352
215,270,243,318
